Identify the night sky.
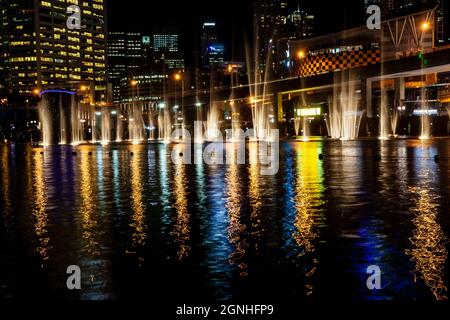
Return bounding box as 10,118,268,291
106,0,365,65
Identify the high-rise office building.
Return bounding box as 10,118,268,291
0,0,107,98
287,7,314,38
256,2,314,79
255,0,290,78
152,26,184,71
206,44,225,65
200,22,218,65
107,32,142,103
436,0,450,44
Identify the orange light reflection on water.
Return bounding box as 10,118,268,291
406,186,448,301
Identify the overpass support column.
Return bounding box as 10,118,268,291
365,79,373,118
395,77,405,107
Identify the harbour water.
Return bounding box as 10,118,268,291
1,139,450,301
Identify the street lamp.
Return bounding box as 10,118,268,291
297,50,305,59
421,21,430,31
420,20,434,49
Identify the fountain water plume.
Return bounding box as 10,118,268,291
245,32,273,142
91,108,97,143
148,108,156,140
302,117,310,141
70,95,82,145
38,96,52,146
59,98,67,144
294,117,301,138
327,71,363,140
379,87,390,140
194,108,204,143
391,107,399,137
158,105,172,142
205,102,221,141
100,108,111,144
129,103,145,143
116,112,123,142
419,86,430,140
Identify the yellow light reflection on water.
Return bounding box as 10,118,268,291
80,152,100,256
248,143,263,249
405,187,448,301
292,142,325,296
31,152,51,264
226,145,248,277
172,147,190,260
130,149,147,249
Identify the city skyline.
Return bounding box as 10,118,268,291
106,0,369,64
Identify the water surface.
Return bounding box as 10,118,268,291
1,139,450,301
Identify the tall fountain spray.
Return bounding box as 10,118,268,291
378,33,390,140
91,108,97,143
39,91,83,145
327,71,363,140
205,102,221,141
194,106,204,143
294,117,301,138
100,109,111,144
38,97,52,146
59,98,67,144
379,87,390,140
419,86,430,140
298,93,310,141
70,95,83,145
116,113,123,142
245,31,272,142
158,104,172,142
301,117,310,141
148,108,156,140
129,104,145,143
391,105,399,136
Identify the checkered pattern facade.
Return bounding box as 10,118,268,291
294,49,381,77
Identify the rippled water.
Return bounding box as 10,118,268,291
1,139,450,301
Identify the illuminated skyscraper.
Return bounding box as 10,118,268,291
152,26,184,71
107,32,142,103
200,21,218,66
0,0,107,99
436,0,449,44
287,6,314,38
255,0,287,69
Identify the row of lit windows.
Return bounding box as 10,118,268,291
10,57,37,62
39,1,103,12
